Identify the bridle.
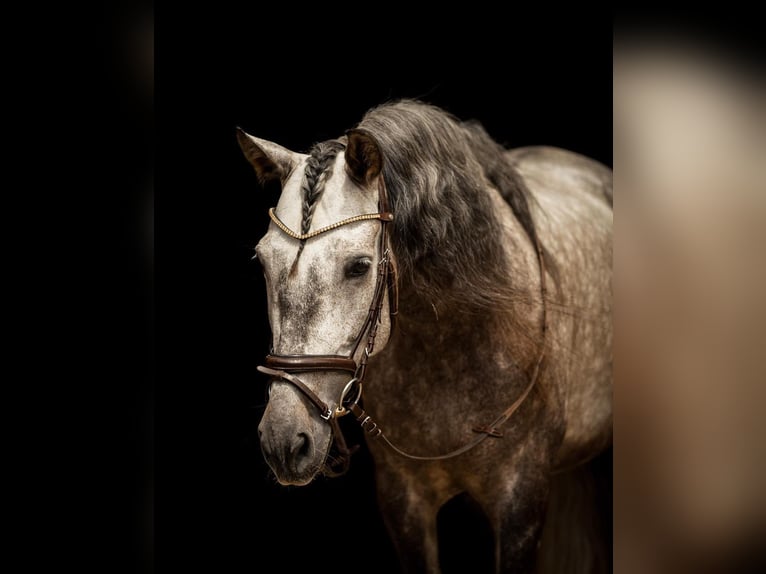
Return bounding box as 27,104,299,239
257,177,398,475
257,176,548,475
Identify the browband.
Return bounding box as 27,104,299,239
268,208,394,241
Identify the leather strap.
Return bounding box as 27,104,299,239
264,354,357,374
346,344,543,460
324,415,358,476
387,254,399,323
257,365,335,420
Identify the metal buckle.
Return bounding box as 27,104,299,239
320,406,335,421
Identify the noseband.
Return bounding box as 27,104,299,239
257,177,398,475
258,177,549,475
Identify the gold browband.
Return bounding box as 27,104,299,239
268,208,394,241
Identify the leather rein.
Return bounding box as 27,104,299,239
257,177,548,475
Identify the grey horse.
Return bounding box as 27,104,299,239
239,100,612,573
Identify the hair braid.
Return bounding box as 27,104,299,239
289,140,345,265
300,141,346,237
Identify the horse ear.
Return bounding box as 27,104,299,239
345,129,382,187
236,128,299,186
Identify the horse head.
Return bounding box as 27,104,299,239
238,128,395,485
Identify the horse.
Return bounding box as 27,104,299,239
238,100,612,573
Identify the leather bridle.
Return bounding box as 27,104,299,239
257,177,398,475
257,176,548,475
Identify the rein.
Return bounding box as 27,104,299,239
258,177,548,473
347,240,548,462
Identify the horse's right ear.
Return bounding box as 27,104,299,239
236,128,299,186
345,129,382,187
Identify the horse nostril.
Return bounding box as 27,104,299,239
295,432,311,459
262,427,316,478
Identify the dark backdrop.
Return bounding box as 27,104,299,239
159,12,612,573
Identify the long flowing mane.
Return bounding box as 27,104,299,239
355,100,550,311
294,100,550,317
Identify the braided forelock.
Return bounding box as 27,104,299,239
300,140,346,237
289,140,346,268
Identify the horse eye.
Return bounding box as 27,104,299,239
345,257,372,279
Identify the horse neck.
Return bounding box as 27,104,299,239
382,266,543,381
388,203,544,370
364,280,544,438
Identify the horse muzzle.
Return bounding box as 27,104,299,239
257,389,332,485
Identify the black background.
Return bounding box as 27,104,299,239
159,12,612,573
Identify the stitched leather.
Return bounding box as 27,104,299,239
257,366,332,417
264,354,357,373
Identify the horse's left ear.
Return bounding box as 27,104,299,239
345,129,382,187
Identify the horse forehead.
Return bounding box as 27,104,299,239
262,153,379,259
274,153,377,231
